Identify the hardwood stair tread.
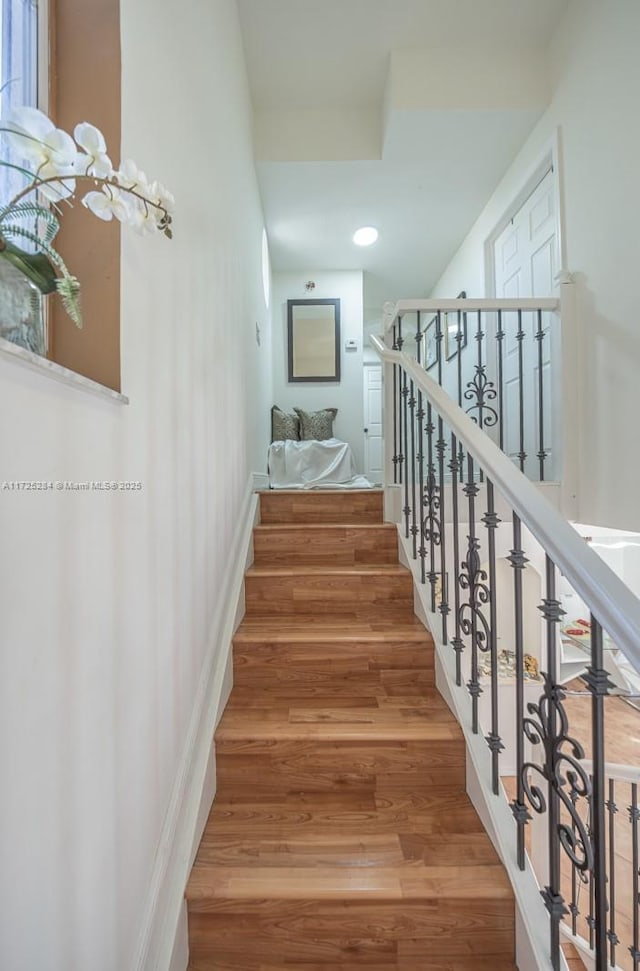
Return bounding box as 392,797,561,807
255,523,397,532
189,962,518,971
246,564,410,577
234,620,432,642
186,864,512,903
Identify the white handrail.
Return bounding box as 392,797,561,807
580,760,640,784
383,297,561,333
371,334,640,676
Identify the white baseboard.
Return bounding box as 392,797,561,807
397,527,557,971
133,476,259,971
253,472,269,491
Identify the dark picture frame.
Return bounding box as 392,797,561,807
287,298,341,383
444,290,468,361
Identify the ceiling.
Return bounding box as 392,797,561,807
237,0,570,310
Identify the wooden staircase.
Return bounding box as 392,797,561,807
186,490,516,970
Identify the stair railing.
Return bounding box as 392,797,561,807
382,283,579,516
371,323,640,971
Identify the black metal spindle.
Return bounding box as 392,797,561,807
416,314,426,584
541,555,566,971
449,433,463,685
401,341,410,539
460,455,482,734
496,309,505,454
397,318,404,486
588,864,596,950
509,513,530,869
457,313,465,484
409,370,418,559
392,323,399,484
606,778,619,967
536,308,546,481
585,616,611,971
517,309,526,473
569,785,580,936
424,400,438,612
482,479,502,795
630,783,640,971
436,314,449,644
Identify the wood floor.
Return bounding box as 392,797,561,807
186,491,516,970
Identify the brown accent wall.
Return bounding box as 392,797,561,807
50,0,122,391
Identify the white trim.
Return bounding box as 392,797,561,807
132,476,259,971
252,471,270,491
483,129,567,299
579,760,640,784
372,336,640,676
0,336,130,403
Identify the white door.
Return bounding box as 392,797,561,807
363,364,383,484
494,168,560,480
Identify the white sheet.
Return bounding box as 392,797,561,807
267,438,373,490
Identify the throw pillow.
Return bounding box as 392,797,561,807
293,407,338,441
271,405,300,442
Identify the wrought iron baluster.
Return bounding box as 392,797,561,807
449,433,463,685
606,778,619,967
509,513,530,869
423,399,439,612
464,310,497,440
436,314,449,643
409,364,418,559
536,308,547,480
585,616,612,971
392,323,399,484
521,556,596,971
397,318,404,486
457,314,465,484
568,785,580,936
399,319,410,538
630,782,640,971
482,479,502,794
459,455,486,734
517,309,527,473
416,313,426,584
496,309,505,454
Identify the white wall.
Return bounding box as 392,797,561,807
0,2,271,969
429,0,640,531
271,270,365,470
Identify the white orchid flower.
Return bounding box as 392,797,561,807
127,198,162,236
3,106,77,200
82,186,131,223
74,122,113,179
148,180,175,216
116,158,151,196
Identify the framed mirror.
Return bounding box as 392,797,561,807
287,298,340,382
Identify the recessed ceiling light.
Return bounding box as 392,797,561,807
353,226,378,247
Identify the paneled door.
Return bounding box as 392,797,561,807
494,168,561,480
363,364,383,484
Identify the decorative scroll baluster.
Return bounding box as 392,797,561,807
456,312,466,486
392,323,399,484
536,308,547,480
517,309,527,473
585,616,612,971
449,433,463,685
482,479,502,794
416,313,426,584
459,455,486,734
397,318,404,486
409,356,418,559
400,318,410,538
464,309,497,435
521,556,596,971
496,309,505,453
568,784,581,935
436,312,449,644
509,513,530,869
423,400,439,612
606,778,619,967
630,783,640,971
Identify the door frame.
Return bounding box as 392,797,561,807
363,361,383,485
483,128,567,298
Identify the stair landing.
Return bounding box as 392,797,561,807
186,490,516,970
